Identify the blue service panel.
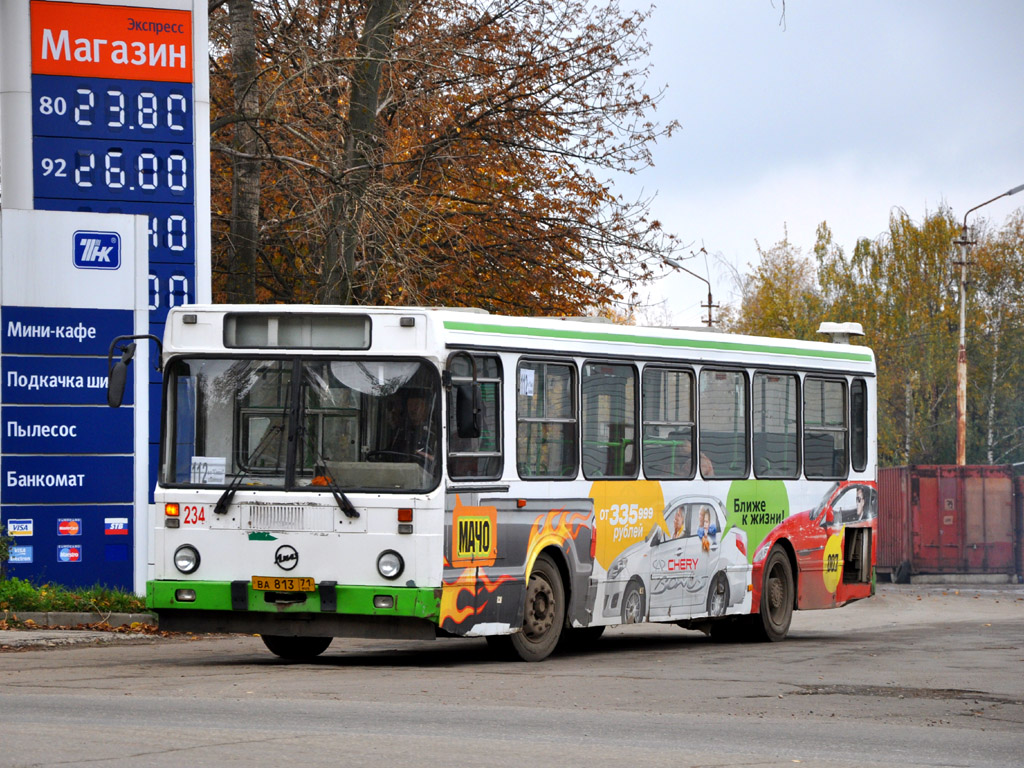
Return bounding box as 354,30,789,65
2,455,134,505
1,504,133,589
2,355,133,405
2,306,133,356
2,405,134,454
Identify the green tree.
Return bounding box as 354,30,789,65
969,212,1024,463
816,207,1024,466
842,209,960,465
723,206,1024,467
722,228,823,340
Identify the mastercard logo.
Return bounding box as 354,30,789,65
58,519,81,536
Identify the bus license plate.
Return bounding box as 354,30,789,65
251,576,315,592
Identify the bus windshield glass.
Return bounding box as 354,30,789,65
163,357,441,492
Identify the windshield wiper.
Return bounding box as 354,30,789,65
320,469,360,519
309,445,360,519
214,423,284,515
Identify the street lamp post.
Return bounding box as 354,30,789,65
953,183,1024,465
665,257,719,327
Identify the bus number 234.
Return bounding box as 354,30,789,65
183,506,206,525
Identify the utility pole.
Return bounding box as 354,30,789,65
953,183,1024,465
665,257,719,327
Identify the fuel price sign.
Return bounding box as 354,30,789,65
30,0,197,323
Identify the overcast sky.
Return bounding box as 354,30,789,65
617,0,1024,326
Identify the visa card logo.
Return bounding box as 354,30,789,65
57,545,82,563
8,519,34,536
104,517,129,535
73,231,121,270
9,546,33,564
57,518,82,536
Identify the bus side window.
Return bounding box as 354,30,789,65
753,372,799,478
804,377,848,479
641,367,696,480
582,362,638,479
851,378,868,472
698,369,749,478
516,360,578,479
447,355,503,480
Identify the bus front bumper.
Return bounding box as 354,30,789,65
147,580,442,639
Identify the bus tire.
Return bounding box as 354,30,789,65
706,571,730,617
509,553,565,662
753,547,794,642
261,634,333,660
621,578,645,624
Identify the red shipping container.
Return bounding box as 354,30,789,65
878,466,1017,580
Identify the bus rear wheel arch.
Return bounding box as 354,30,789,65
710,546,794,643
753,546,794,641
515,552,566,661
488,552,566,662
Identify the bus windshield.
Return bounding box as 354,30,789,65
163,357,441,492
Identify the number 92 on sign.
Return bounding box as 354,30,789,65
34,137,193,203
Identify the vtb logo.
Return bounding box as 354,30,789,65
73,231,121,270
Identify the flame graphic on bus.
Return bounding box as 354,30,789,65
440,507,590,631
524,507,590,575
440,566,515,627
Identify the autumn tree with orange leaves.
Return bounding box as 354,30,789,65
209,0,677,314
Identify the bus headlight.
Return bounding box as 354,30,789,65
173,544,201,574
377,550,404,580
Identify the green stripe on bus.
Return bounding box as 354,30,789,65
147,581,441,621
443,320,873,362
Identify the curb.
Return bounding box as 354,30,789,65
3,611,157,627
908,573,1018,585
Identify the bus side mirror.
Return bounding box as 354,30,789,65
105,334,162,408
455,383,481,439
107,343,136,408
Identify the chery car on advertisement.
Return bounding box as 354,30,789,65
604,496,748,623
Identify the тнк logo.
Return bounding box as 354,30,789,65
73,231,121,270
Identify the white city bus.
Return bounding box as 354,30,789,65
111,305,877,661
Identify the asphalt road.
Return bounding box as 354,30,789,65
1,583,1022,768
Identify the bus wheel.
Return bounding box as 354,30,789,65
261,634,332,660
755,547,793,642
510,553,565,662
621,579,645,624
706,571,730,617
